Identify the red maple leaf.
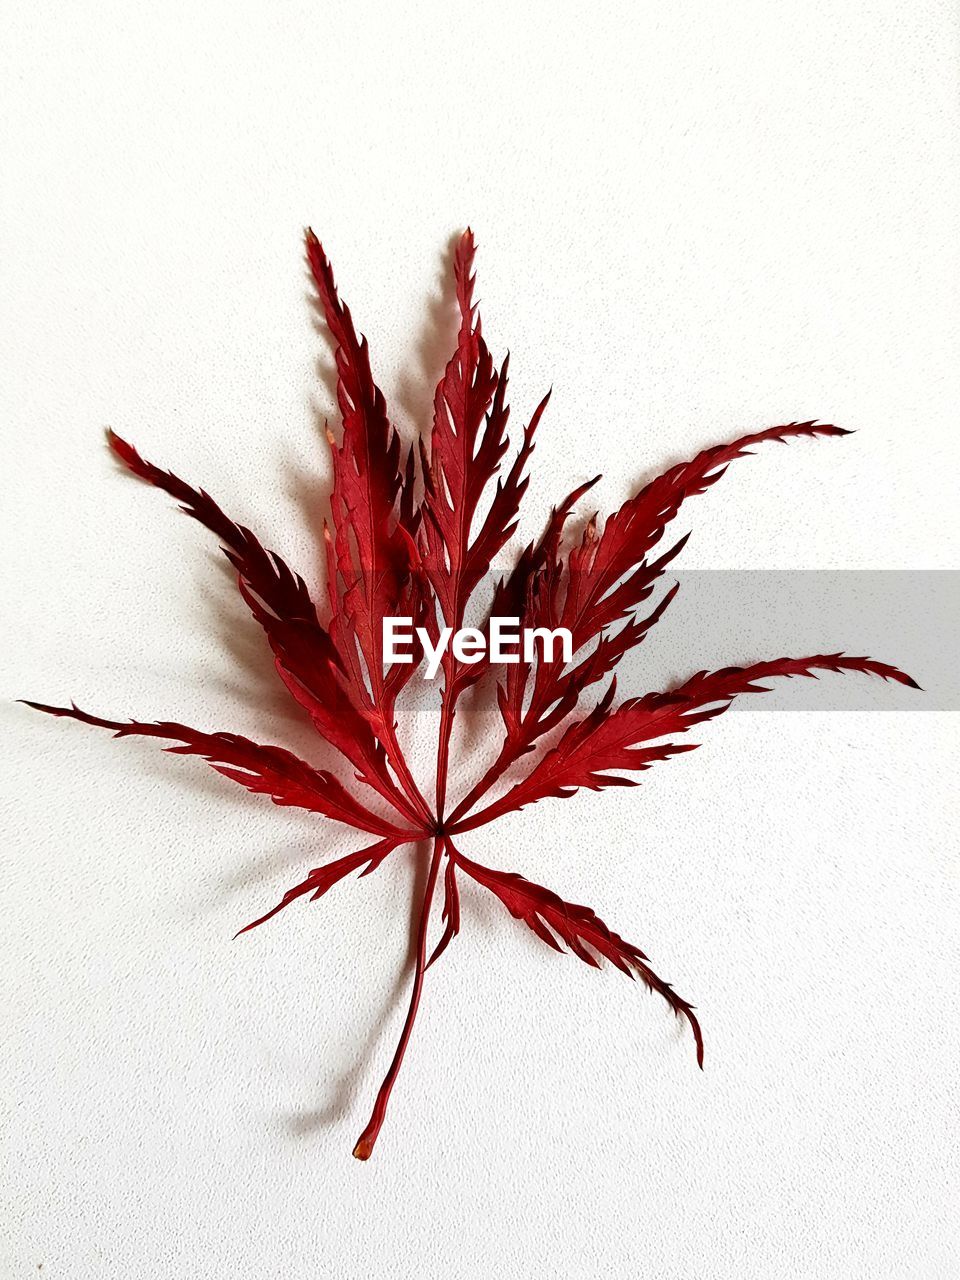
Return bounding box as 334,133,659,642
25,229,918,1159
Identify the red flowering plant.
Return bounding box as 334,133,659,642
26,230,918,1159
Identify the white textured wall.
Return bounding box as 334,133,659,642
2,2,958,1276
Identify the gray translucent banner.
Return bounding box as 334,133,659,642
349,570,956,711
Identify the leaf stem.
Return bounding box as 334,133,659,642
353,836,444,1161
446,739,518,827
381,719,435,829
434,687,459,821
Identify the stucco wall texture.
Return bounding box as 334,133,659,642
2,2,958,1276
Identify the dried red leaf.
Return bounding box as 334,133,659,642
236,838,404,935
26,228,918,1160
455,654,919,829
20,703,408,837
450,842,703,1066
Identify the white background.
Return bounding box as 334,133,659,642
2,2,958,1276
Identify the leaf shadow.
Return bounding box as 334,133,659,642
393,230,460,437
278,838,433,1136
192,555,348,774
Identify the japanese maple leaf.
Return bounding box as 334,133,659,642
25,228,918,1160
